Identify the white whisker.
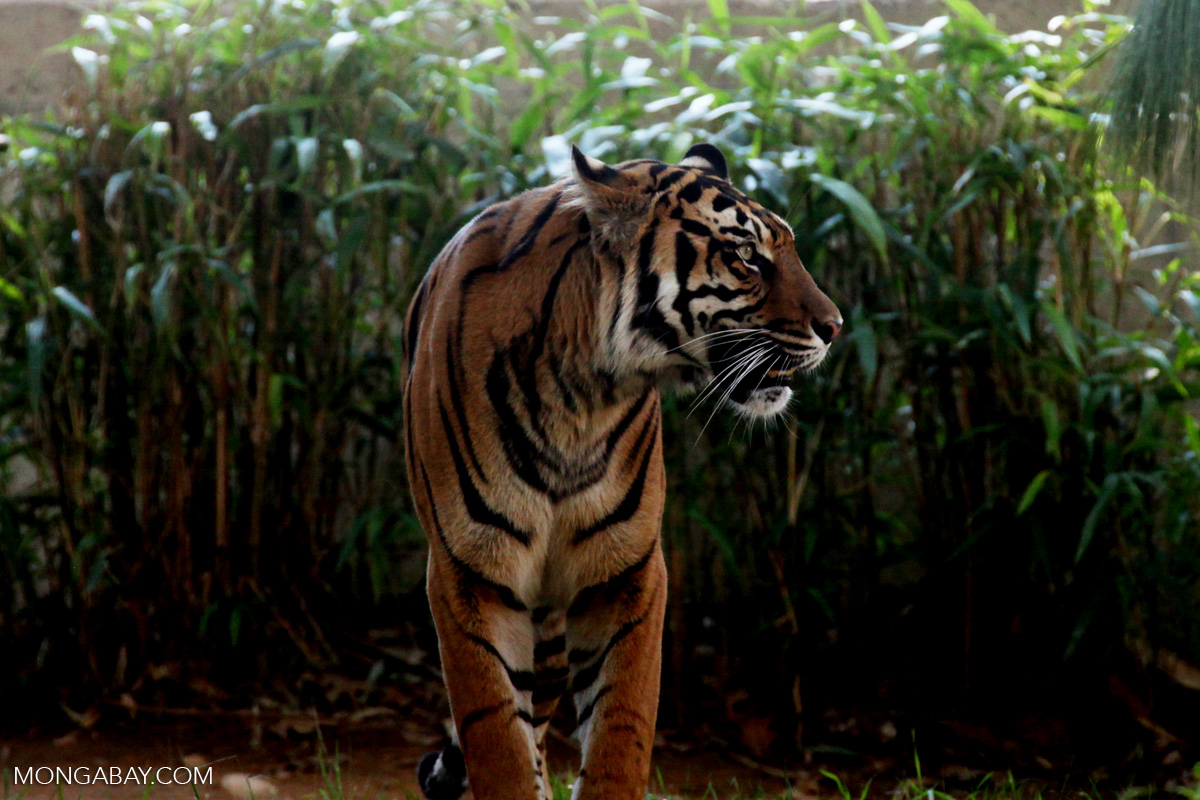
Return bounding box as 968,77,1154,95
688,344,769,414
696,346,773,441
664,326,772,355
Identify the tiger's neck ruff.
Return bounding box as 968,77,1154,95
403,143,840,800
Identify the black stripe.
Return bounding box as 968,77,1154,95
508,669,536,692
436,593,533,696
709,292,768,326
689,282,754,302
419,464,527,612
532,678,569,705
499,193,563,270
459,700,512,739
671,232,699,336
463,223,496,244
678,180,704,204
631,272,679,351
548,349,580,413
570,616,645,693
568,540,658,617
460,193,562,291
655,169,686,192
445,337,488,483
572,414,659,545
568,647,598,664
517,239,587,426
534,635,566,661
575,685,612,727
679,218,714,239
711,194,736,212
603,390,651,457
535,665,570,683
486,353,551,494
437,398,532,546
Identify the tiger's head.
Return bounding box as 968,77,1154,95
570,143,841,418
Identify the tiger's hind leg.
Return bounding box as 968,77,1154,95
426,549,542,800
530,608,570,798
566,545,668,800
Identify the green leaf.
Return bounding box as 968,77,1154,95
707,0,731,34
103,170,135,222
123,265,143,302
0,276,24,304
810,174,888,263
1184,414,1200,455
511,95,551,150
1039,395,1062,461
334,180,425,205
850,305,877,386
51,286,102,332
860,0,891,44
229,97,330,129
151,263,175,331
323,30,360,75
335,213,370,273
942,0,1000,35
26,316,47,402
1042,303,1083,371
1017,470,1051,516
747,157,787,205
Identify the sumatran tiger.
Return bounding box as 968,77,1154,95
403,143,841,800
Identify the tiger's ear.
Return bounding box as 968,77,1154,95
570,145,652,248
680,143,728,179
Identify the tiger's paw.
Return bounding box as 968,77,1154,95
417,744,467,800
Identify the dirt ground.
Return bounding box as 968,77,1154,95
1,718,805,800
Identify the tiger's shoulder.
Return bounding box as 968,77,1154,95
402,181,593,373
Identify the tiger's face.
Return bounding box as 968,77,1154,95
572,143,842,417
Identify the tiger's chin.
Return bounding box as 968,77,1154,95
723,357,803,417
731,385,793,417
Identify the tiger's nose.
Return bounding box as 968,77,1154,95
812,317,842,345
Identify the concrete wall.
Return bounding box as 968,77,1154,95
0,0,88,116
0,0,1126,117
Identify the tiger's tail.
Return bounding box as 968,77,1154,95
416,741,467,800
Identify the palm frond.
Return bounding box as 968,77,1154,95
1108,0,1200,195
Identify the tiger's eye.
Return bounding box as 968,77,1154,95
737,243,755,262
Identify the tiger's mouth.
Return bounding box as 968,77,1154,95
704,334,821,417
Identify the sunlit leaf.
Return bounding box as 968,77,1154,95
810,174,888,263
52,286,102,332
323,30,360,75
1017,470,1051,516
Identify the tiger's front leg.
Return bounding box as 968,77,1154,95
426,544,545,800
567,543,668,800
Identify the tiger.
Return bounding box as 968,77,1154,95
402,142,841,800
